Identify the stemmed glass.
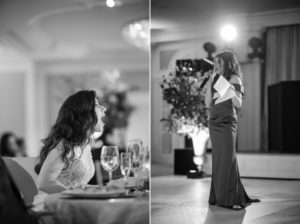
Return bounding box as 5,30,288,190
143,146,150,171
127,140,143,178
100,145,119,184
120,152,131,183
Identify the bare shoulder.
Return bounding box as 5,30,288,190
47,147,62,161
50,147,61,155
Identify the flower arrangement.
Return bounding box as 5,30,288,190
100,85,135,130
160,59,211,134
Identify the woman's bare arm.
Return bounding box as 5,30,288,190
37,149,68,193
230,76,243,108
231,90,242,108
204,76,213,109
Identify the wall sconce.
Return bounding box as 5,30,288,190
248,37,265,60
203,42,216,62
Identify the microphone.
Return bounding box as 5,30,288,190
199,58,214,89
200,71,215,89
200,76,210,89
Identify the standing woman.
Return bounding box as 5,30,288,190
33,90,106,210
204,50,260,210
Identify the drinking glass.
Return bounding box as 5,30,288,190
127,140,143,178
100,145,119,183
120,152,131,183
143,146,150,171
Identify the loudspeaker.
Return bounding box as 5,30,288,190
268,81,300,153
174,148,197,175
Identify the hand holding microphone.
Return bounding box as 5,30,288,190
200,70,213,89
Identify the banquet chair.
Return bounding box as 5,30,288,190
11,156,39,184
2,156,38,207
0,157,55,224
0,157,40,224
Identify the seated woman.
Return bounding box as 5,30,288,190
33,90,106,210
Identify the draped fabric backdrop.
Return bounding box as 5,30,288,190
238,61,262,152
262,24,300,151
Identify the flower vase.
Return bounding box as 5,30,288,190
188,127,210,174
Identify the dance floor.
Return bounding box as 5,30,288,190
151,175,300,224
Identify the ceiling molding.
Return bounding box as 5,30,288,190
152,8,300,44
0,0,149,63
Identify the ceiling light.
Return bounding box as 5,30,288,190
106,0,115,8
220,24,237,42
122,19,149,51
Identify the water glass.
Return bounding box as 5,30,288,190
120,152,131,183
100,145,119,183
127,140,143,177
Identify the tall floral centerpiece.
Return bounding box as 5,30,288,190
160,59,212,175
99,83,135,150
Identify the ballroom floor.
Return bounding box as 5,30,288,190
151,175,300,224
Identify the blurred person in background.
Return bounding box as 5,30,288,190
16,137,27,157
0,132,25,157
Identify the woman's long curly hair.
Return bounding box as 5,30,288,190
215,50,242,80
35,90,98,174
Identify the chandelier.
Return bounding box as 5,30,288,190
122,19,149,51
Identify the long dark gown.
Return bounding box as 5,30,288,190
208,74,252,208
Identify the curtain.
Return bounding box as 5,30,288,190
238,61,261,152
261,24,300,151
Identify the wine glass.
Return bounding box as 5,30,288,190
120,152,131,183
100,145,119,184
127,140,142,157
143,146,150,171
127,140,143,178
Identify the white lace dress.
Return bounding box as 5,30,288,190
33,143,95,211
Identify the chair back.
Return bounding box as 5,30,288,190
2,157,38,207
11,157,39,184
0,157,39,224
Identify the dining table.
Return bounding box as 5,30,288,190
44,187,149,224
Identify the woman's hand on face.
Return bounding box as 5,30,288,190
94,103,106,133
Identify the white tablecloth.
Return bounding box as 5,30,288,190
44,192,149,224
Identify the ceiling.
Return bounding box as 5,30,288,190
0,0,149,64
151,0,300,31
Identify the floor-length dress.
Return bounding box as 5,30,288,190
208,74,252,208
